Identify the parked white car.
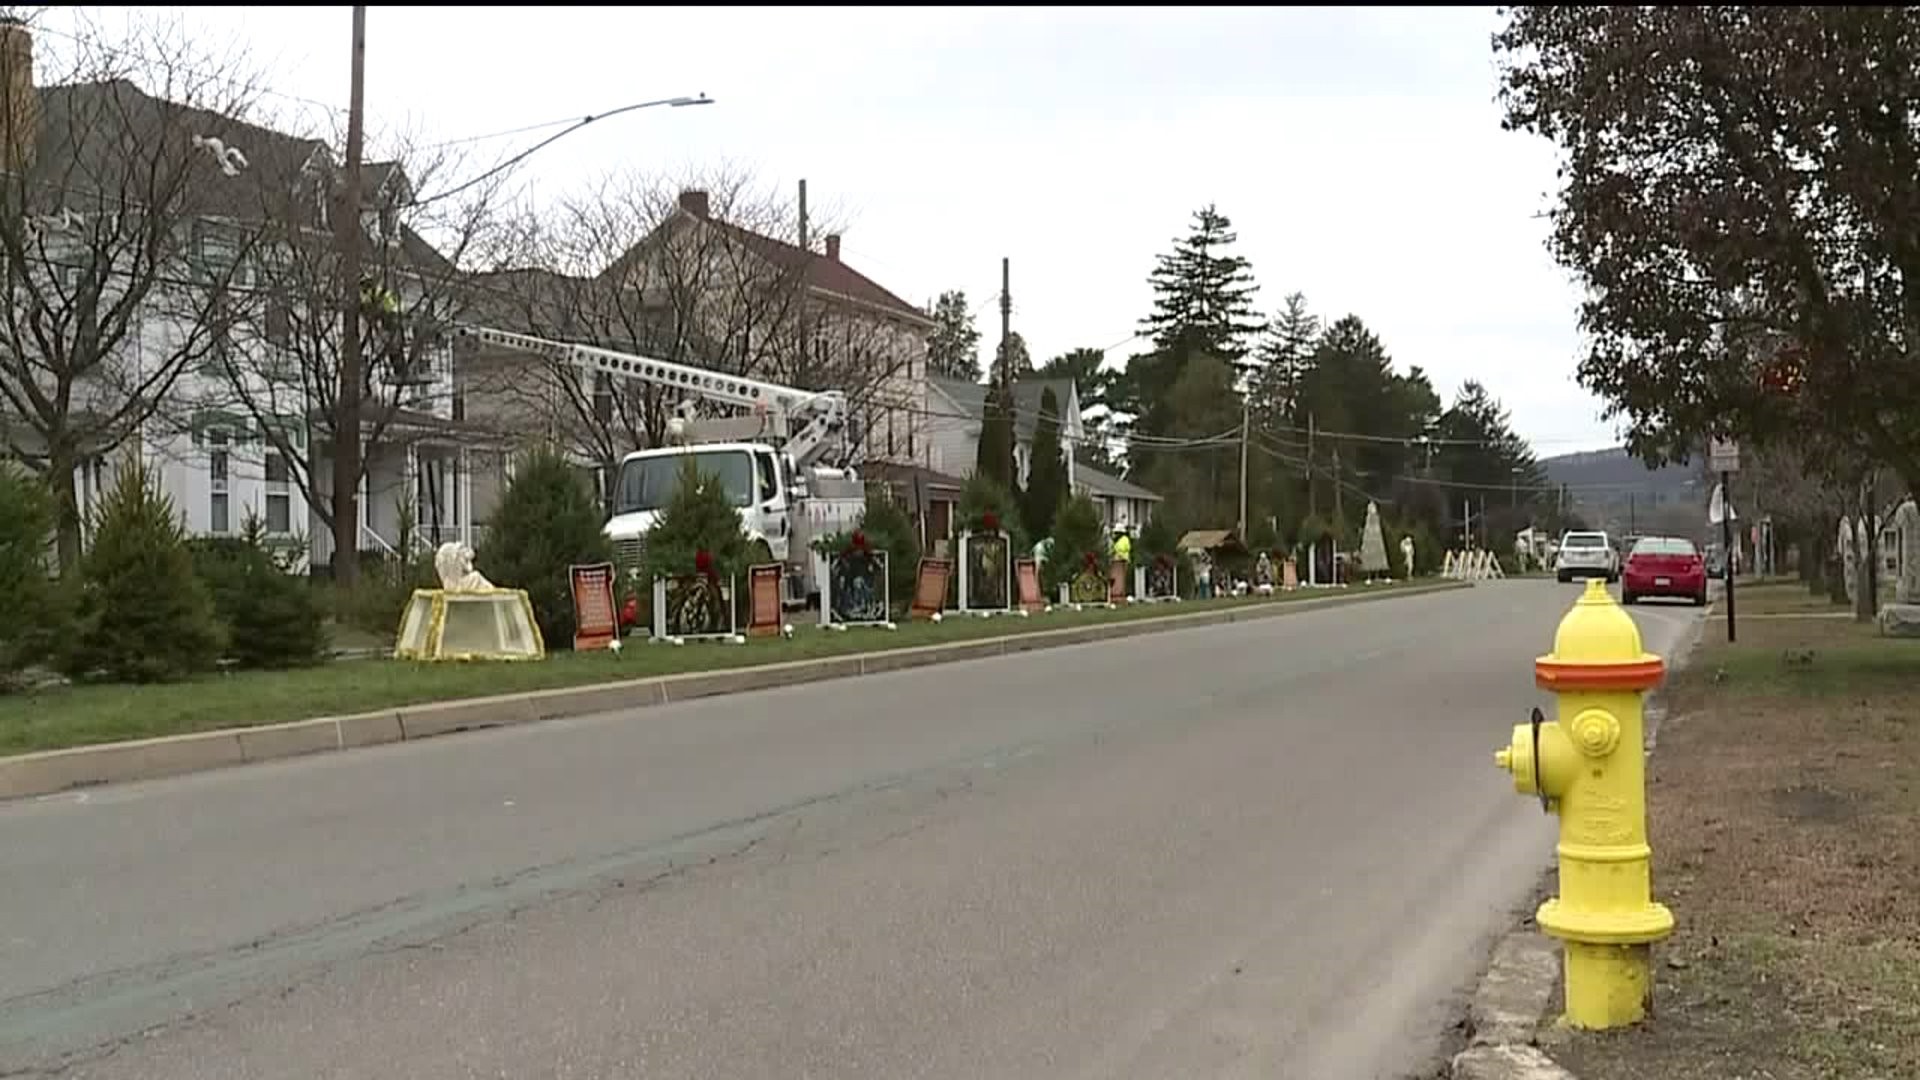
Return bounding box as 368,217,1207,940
1556,530,1619,583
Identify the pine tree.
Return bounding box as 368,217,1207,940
1138,204,1265,370
994,331,1032,376
1022,386,1069,539
189,515,329,669
1249,291,1319,428
0,466,63,683
974,373,1019,493
63,460,223,683
1044,492,1108,596
641,455,750,586
856,484,921,615
479,445,618,648
927,290,982,380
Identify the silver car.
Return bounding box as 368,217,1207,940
1556,530,1619,583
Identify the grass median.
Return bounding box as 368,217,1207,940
1,580,1443,757
1545,581,1920,1080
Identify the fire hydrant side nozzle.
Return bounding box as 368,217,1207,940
1494,578,1675,1032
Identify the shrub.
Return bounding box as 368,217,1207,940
189,516,329,669
63,460,223,683
1044,492,1109,596
1135,513,1196,597
479,445,618,649
858,484,920,614
0,466,63,685
812,487,922,616
958,471,1026,550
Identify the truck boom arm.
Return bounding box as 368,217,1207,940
454,326,849,466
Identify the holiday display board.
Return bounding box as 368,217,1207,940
912,557,953,620
746,563,784,637
1014,557,1046,614
568,562,620,651
822,546,892,628
960,530,1013,614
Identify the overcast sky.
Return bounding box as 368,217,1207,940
34,4,1620,455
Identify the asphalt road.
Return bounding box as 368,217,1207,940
1,581,1704,1080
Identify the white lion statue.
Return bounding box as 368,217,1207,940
434,541,494,592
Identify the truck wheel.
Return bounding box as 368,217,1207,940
747,539,775,567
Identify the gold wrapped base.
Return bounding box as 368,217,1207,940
394,588,546,662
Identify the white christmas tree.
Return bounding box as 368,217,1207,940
1359,501,1390,574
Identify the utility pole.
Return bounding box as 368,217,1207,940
331,3,368,586
1305,412,1317,520
999,256,1011,383
998,257,1013,483
1331,446,1344,530
1237,396,1250,536
797,178,809,251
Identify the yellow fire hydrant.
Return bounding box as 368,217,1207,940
1494,578,1674,1030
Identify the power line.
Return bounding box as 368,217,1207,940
28,20,344,118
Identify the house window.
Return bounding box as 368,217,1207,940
887,410,896,458
264,450,291,534
208,429,231,535
265,295,292,346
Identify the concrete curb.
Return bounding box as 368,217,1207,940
1446,607,1709,1079
1,580,1473,802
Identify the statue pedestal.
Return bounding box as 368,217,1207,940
1877,602,1920,639
395,588,546,661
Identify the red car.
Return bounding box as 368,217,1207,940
1622,536,1709,605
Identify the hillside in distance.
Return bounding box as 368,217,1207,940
1540,447,1704,538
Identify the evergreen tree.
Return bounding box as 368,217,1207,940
0,466,63,684
856,485,920,616
1135,353,1245,528
994,331,1033,376
189,516,329,669
479,445,618,649
927,289,982,381
973,373,1019,493
1044,492,1108,596
1021,386,1069,539
1032,347,1111,413
63,461,223,683
640,455,751,586
1249,291,1319,429
1433,381,1549,545
1110,205,1262,484
1033,347,1120,473
1137,204,1264,370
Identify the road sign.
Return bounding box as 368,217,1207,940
1709,438,1741,474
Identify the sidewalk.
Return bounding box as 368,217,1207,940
1542,583,1919,1078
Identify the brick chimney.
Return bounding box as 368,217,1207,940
678,189,710,219
824,234,840,261
0,17,37,175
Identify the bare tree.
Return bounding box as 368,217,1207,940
185,117,508,567
0,12,269,567
467,165,929,493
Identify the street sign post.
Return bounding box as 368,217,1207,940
1709,438,1740,641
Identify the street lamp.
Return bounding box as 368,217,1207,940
413,93,717,208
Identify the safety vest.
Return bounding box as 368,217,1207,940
1113,535,1132,563
360,280,400,317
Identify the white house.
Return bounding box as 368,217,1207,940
1072,461,1162,534
456,188,939,542
923,374,1161,534
0,22,499,573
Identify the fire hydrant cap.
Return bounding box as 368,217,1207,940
1535,578,1664,691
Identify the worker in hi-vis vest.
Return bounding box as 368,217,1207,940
1112,529,1133,565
